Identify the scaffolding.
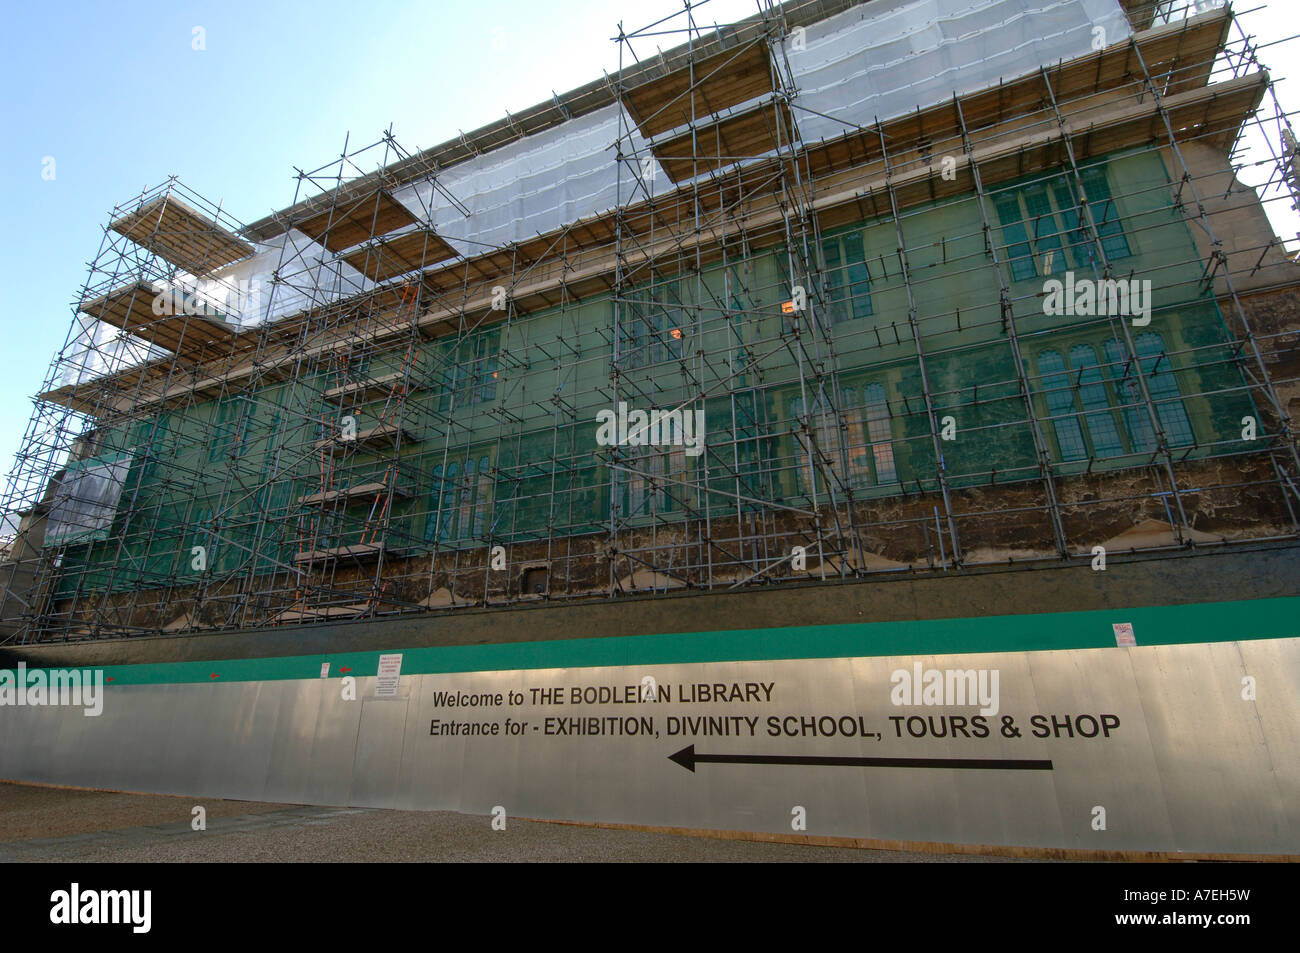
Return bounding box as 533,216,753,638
2,0,1298,643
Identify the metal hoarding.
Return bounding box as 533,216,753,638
0,638,1296,855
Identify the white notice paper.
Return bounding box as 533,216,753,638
375,653,403,697
1113,623,1136,647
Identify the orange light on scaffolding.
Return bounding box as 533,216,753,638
670,328,682,339
781,301,796,314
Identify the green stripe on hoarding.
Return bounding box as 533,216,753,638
14,596,1299,687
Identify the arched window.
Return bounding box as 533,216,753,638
793,391,842,495
821,231,873,325
1103,339,1156,453
192,505,218,573
423,466,442,543
1038,349,1086,461
1037,345,1131,461
622,431,687,519
794,383,896,494
1104,333,1194,451
1068,344,1125,457
1135,332,1195,447
863,383,897,484
474,455,493,537
439,462,459,540
458,458,477,539
425,457,495,544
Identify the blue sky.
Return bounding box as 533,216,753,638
0,0,1294,493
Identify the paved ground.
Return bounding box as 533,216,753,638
0,781,1017,862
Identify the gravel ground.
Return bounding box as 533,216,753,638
0,782,294,844
0,781,1017,862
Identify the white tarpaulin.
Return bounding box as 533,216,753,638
396,1,1131,255
785,0,1132,144
204,228,371,329
57,0,1137,370
44,452,133,547
58,317,167,388
397,103,669,257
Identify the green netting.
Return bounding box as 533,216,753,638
53,148,1259,596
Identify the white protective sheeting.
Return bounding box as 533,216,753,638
58,316,167,388
58,0,1141,380
203,228,372,328
44,453,132,547
396,103,668,257
785,0,1132,144
58,225,370,388
406,1,1131,254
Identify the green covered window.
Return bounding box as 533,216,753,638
438,329,500,412
821,230,873,324
1037,346,1125,461
131,414,170,485
994,166,1132,282
208,396,252,462
792,382,897,495
621,443,689,518
620,279,687,369
1103,333,1194,451
425,454,493,543
1079,167,1132,263
1037,331,1194,461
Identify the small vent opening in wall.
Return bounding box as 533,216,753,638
521,566,548,595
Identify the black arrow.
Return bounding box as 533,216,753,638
668,744,1052,773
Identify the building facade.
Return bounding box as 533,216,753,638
1,0,1297,856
